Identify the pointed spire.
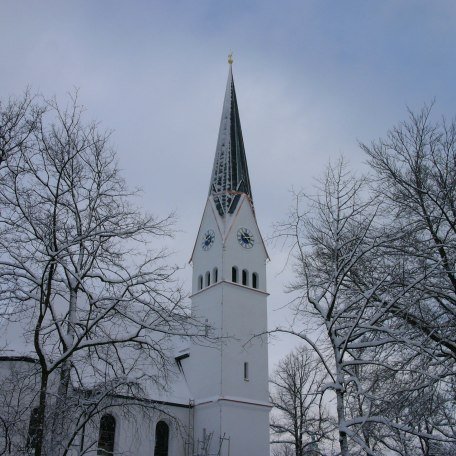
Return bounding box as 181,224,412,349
209,57,253,216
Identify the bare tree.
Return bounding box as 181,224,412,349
0,92,201,455
353,104,456,454
0,89,43,169
0,358,41,455
360,104,456,361
270,346,332,456
271,442,297,456
274,158,454,455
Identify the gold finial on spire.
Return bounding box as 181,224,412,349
228,52,233,65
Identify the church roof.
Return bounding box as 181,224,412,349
209,62,253,216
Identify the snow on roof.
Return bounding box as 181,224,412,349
0,310,193,406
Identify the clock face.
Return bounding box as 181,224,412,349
202,229,215,251
237,227,254,249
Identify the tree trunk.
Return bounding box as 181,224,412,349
334,350,349,456
34,370,49,456
51,286,77,451
336,387,349,456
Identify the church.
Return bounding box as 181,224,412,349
0,60,271,456
86,58,271,455
182,57,271,455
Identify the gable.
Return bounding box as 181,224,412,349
223,195,269,261
189,198,224,264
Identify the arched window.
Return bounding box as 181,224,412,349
205,271,211,287
242,269,248,286
27,408,40,450
213,267,218,283
198,275,203,290
252,273,258,289
97,414,116,455
232,266,238,283
154,421,169,456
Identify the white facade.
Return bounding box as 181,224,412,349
77,405,190,455
186,194,271,455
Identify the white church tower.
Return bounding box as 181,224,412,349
186,58,271,455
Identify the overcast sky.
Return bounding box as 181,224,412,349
2,0,456,367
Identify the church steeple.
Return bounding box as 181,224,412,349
188,60,270,455
209,59,253,216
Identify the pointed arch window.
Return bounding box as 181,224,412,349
232,266,238,283
97,414,116,455
252,273,258,289
198,275,203,290
205,271,211,287
213,267,218,284
242,269,249,286
154,421,169,456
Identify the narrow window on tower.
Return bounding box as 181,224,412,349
213,267,218,283
242,269,248,286
205,271,211,287
232,266,238,283
198,275,203,290
244,362,249,381
252,273,258,289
